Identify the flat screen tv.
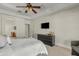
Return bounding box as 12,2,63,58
41,22,49,29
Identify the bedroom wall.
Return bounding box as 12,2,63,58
0,13,31,38
31,15,55,38
54,7,79,48
32,6,79,49
15,17,31,38
32,16,55,34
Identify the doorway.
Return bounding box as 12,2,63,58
25,24,30,38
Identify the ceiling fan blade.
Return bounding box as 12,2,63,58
32,9,37,14
32,6,40,8
16,6,26,8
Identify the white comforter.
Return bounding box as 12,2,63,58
0,38,48,56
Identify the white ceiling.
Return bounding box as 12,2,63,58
0,3,79,20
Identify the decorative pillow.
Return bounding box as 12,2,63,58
0,35,7,48
6,36,12,45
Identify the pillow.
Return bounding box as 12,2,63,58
6,36,12,45
0,35,7,48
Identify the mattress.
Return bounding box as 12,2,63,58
0,38,48,56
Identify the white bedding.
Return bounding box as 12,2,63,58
0,38,48,56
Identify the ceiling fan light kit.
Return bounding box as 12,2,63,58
16,3,41,14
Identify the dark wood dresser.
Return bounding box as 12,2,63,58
37,34,55,46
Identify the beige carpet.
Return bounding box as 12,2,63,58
46,45,71,56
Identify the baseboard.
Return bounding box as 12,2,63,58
55,43,71,50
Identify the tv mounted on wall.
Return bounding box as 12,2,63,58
41,22,49,29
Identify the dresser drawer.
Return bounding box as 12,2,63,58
38,34,55,46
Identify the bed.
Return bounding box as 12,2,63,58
71,41,79,56
0,37,48,56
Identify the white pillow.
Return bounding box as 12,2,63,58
6,36,12,45
0,35,7,48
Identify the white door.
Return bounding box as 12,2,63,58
25,24,29,38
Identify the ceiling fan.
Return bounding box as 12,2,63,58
16,3,41,14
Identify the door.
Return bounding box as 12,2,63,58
25,24,29,38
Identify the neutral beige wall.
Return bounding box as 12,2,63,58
0,14,31,38
32,16,55,35
31,15,55,39
32,6,79,48
54,7,79,48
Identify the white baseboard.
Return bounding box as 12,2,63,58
55,43,71,50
